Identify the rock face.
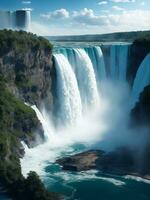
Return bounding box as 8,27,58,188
56,149,134,173
0,31,54,170
0,31,59,200
0,48,53,108
0,30,54,109
56,149,150,180
57,150,104,171
56,149,150,179
0,31,54,151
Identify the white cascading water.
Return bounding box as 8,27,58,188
73,48,99,108
31,105,53,140
94,46,106,81
54,53,82,126
85,46,106,83
110,44,129,81
61,48,76,71
85,47,97,77
131,53,150,107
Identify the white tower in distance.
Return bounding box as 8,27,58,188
0,9,31,31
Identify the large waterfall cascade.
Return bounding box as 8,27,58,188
29,43,150,141
20,44,150,148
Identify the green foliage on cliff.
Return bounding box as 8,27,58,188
23,172,59,200
0,29,53,56
0,78,59,199
0,30,59,199
0,78,37,184
7,172,60,200
0,78,39,140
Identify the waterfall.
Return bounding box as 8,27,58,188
110,44,129,81
85,46,106,83
131,53,150,107
60,48,76,71
94,46,106,81
54,53,82,126
73,48,99,108
31,105,53,140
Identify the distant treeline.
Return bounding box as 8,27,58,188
46,30,150,42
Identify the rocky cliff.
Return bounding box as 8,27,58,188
0,30,59,200
0,30,54,109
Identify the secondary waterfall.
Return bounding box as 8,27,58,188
31,105,53,139
54,53,82,126
73,48,99,108
110,44,129,81
131,53,150,107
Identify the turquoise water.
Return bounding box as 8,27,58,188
44,163,150,200
41,144,150,200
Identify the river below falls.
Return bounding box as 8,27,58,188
44,149,150,200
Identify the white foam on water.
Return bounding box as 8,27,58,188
45,170,125,187
124,175,150,184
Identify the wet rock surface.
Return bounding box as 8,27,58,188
57,149,150,180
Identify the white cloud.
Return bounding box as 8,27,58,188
22,1,31,4
37,7,150,35
72,9,150,33
41,8,69,19
108,9,150,31
72,8,109,26
111,0,135,2
98,1,108,5
112,6,125,11
30,21,82,36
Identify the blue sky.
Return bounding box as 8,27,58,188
0,0,150,35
